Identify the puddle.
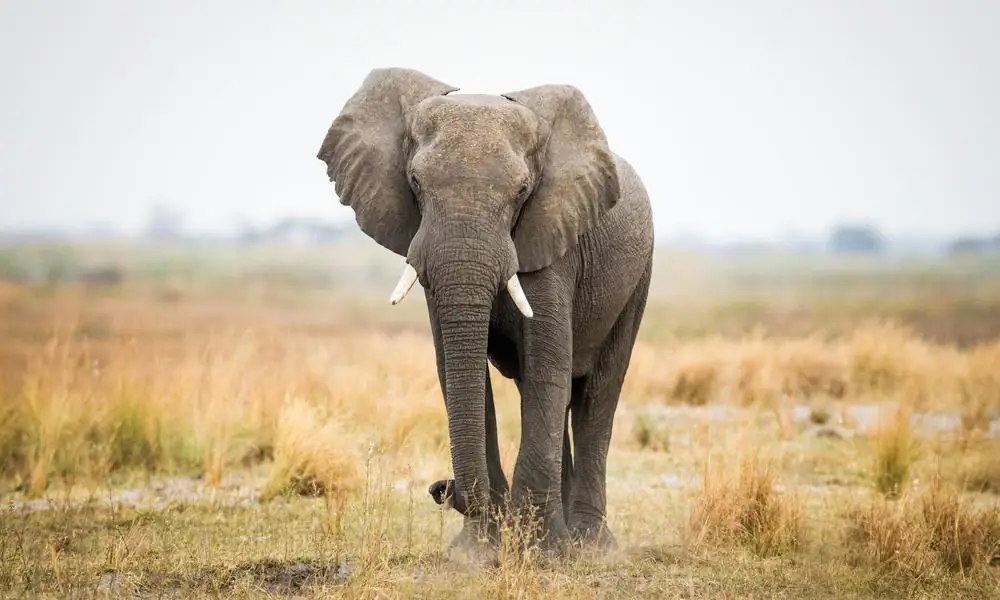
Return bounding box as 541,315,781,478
830,403,997,437
636,400,999,439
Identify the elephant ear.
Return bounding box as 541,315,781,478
501,85,620,272
317,68,458,256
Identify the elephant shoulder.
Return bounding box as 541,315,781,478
604,153,654,247
611,153,650,210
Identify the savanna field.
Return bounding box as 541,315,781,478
1,241,999,599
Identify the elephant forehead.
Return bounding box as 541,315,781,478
411,95,537,150
414,136,529,186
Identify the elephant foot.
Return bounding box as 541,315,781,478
570,520,619,555
430,479,576,561
536,521,574,562
445,517,501,567
500,502,574,561
430,479,501,563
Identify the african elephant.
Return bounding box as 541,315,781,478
316,68,654,556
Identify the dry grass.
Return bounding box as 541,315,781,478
920,479,1000,573
259,397,365,505
683,453,803,558
844,494,938,585
870,403,921,498
1,247,1000,598
623,321,1000,420
844,478,1000,592
0,318,458,500
961,440,1000,495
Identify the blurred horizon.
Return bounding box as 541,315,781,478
2,205,998,259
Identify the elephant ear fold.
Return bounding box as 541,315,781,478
501,85,620,272
317,68,459,257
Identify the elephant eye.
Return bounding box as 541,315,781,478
409,172,421,193
517,182,530,201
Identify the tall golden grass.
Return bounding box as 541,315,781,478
845,479,1000,583
0,325,457,498
1,284,998,500
683,452,804,557
625,321,1000,417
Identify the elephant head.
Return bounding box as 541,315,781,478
317,67,620,518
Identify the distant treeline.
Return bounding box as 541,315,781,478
2,213,999,258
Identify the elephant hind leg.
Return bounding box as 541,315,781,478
567,262,652,549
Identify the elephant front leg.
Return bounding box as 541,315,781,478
509,294,574,552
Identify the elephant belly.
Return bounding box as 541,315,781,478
486,323,522,381
569,285,635,377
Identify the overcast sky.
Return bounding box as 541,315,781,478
1,0,997,241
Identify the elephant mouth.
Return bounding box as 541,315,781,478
387,261,534,318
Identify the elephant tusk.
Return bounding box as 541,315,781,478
389,263,419,305
506,274,533,318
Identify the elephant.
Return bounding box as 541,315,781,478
316,67,654,557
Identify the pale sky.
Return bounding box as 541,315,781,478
1,0,997,242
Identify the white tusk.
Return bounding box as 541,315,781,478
506,274,533,318
389,263,419,305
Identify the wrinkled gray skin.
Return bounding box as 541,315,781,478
317,68,653,557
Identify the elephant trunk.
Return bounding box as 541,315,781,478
435,278,492,520
412,225,518,522
387,201,530,523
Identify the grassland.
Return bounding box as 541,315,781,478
1,240,999,599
